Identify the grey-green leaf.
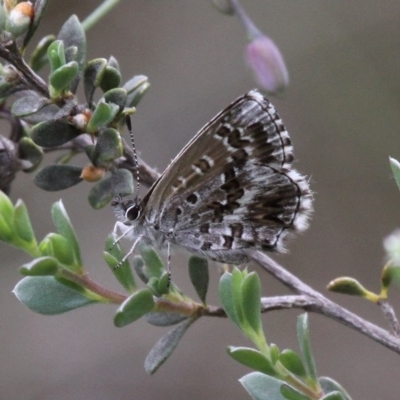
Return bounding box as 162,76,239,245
114,288,154,327
94,127,123,163
29,34,56,71
58,15,86,93
239,372,287,400
144,317,194,374
320,393,346,400
297,314,318,383
84,58,107,105
35,165,82,191
51,199,82,267
30,119,81,147
219,272,240,328
389,157,400,192
145,312,188,327
188,256,209,303
13,276,95,315
111,168,134,196
12,93,49,117
319,377,352,400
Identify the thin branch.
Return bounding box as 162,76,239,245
247,250,400,355
0,41,49,98
378,299,400,337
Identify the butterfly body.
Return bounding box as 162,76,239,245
113,90,313,264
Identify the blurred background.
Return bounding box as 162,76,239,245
1,1,400,399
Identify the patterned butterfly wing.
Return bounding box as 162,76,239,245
142,90,312,263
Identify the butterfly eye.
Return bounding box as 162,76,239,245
126,204,141,221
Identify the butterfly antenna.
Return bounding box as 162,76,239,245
125,114,140,195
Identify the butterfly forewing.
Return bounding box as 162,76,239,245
139,90,312,263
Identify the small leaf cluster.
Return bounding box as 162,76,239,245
0,1,149,206
0,190,212,372
0,191,107,314
220,269,351,400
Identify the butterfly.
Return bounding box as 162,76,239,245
112,90,313,265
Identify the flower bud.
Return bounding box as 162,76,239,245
80,164,105,182
246,35,289,96
6,1,34,38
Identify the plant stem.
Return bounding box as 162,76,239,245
81,0,122,32
229,0,262,39
0,41,49,97
247,250,400,355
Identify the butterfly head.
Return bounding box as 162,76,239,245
112,195,143,225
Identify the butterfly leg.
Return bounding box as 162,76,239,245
113,234,144,269
109,222,135,250
167,240,172,287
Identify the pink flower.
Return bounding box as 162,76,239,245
246,35,289,96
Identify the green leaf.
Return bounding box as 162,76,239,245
219,272,240,328
140,247,165,279
144,317,194,374
13,199,36,244
20,256,59,276
13,276,96,315
227,346,276,376
241,271,263,336
239,372,287,400
280,384,312,400
279,349,307,378
100,66,122,92
297,314,318,383
327,277,370,297
157,271,171,296
319,377,352,400
35,165,83,191
232,267,246,327
30,34,56,71
18,137,44,172
114,288,154,327
270,343,280,365
49,61,79,92
86,101,119,133
88,176,113,209
51,200,82,267
43,232,74,266
30,119,81,147
0,190,15,226
188,256,209,303
103,87,127,112
104,234,136,292
389,157,400,192
84,58,107,105
57,15,86,93
47,40,65,72
0,214,13,242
